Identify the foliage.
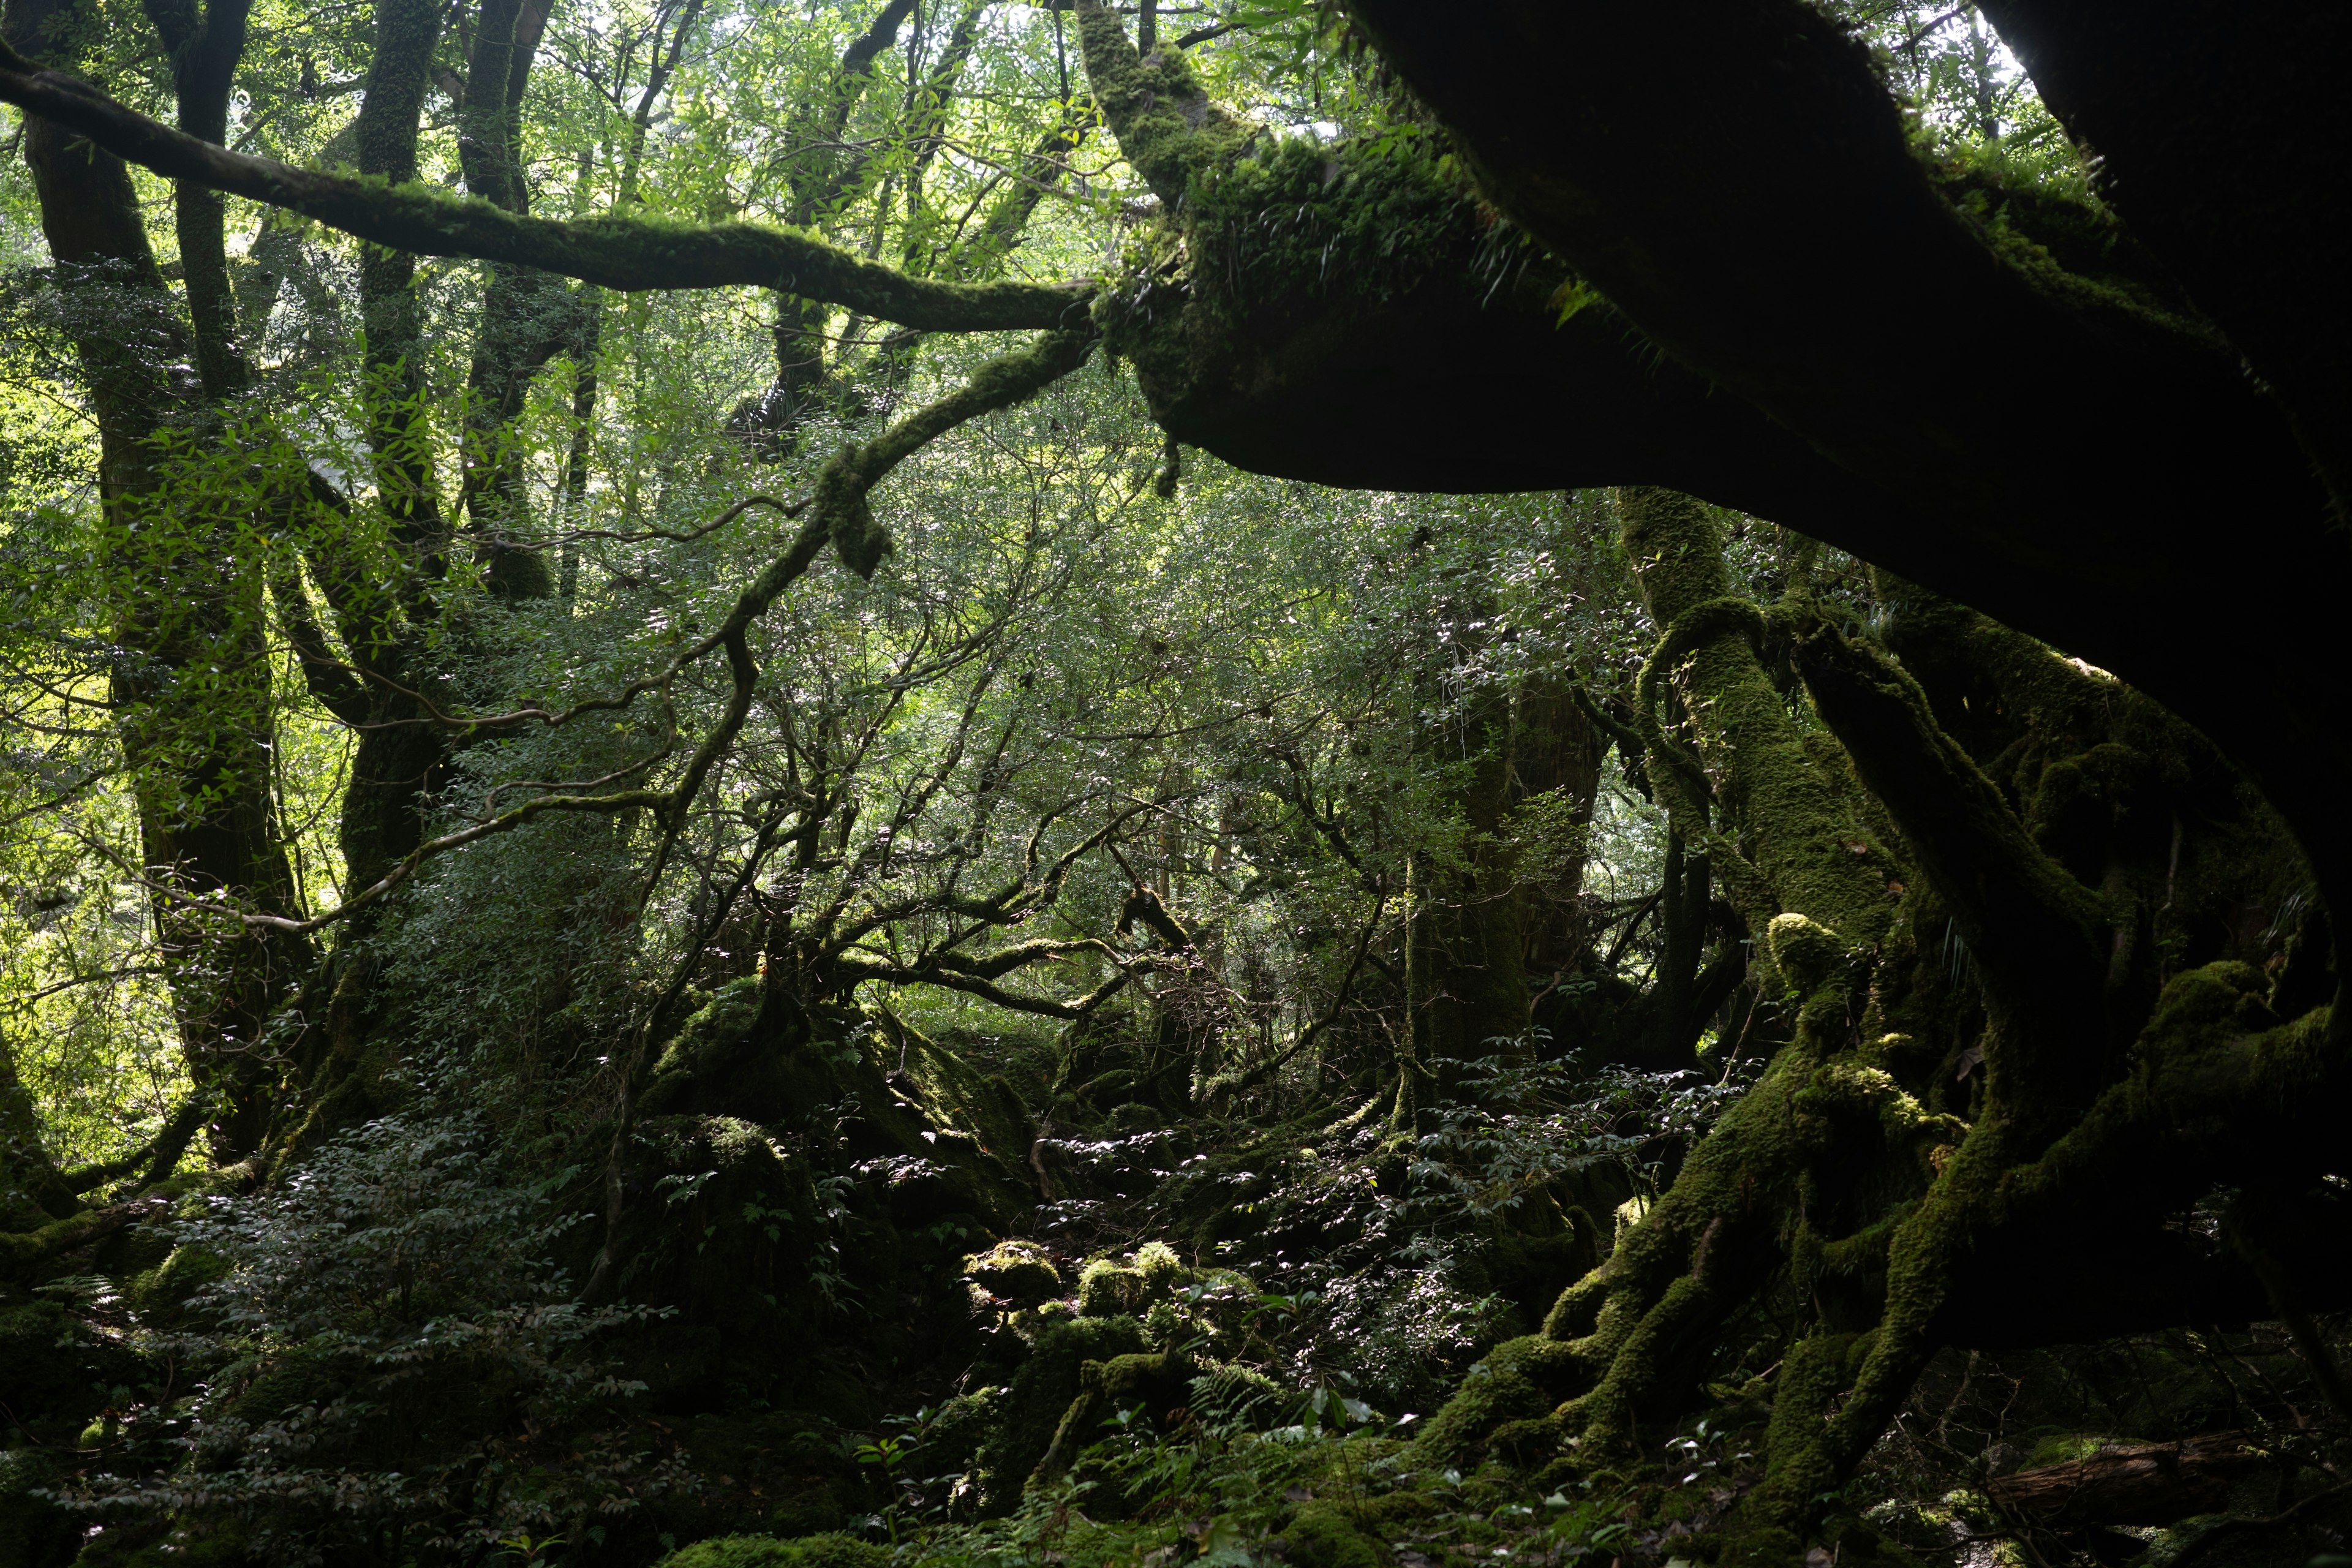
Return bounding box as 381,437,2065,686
1409,1049,1761,1223
59,1078,684,1564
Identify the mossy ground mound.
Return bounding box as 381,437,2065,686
655,1532,889,1568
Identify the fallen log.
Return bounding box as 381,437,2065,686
1986,1432,2269,1526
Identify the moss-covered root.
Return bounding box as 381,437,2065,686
1868,568,2132,772
1734,1123,2011,1558
1613,487,1896,957
1507,964,1958,1477
1395,492,1981,1518
1562,1272,1717,1457
1730,1330,1864,1562
1408,1333,1586,1466
1790,616,2113,1121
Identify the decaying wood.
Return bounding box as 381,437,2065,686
1988,1432,2269,1526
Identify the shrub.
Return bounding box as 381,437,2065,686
61,1092,682,1565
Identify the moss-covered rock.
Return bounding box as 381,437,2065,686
1038,1349,1198,1482
642,989,1035,1238
121,1243,227,1330
1280,1458,1439,1568
653,1532,889,1568
1280,1498,1394,1568
973,1313,1147,1513
963,1240,1061,1306
1076,1240,1189,1317
890,1014,1037,1177
917,1386,1002,1479
640,979,778,1117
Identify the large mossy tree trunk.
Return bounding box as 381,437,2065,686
1404,489,2332,1558
1049,12,2352,1548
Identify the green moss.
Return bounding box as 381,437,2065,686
1407,1335,1585,1466
763,1485,849,1540
1093,129,1506,417
1618,489,1895,956
653,1532,889,1568
917,1387,1003,1480
1071,0,1251,211
1076,1240,1190,1317
1280,1499,1390,1568
973,1313,1147,1513
1187,138,1480,315
963,1240,1061,1306
1087,1348,1193,1412
1539,1268,1610,1343
1039,1349,1201,1482
1571,1273,1717,1460
1766,913,1850,997
1395,486,2017,1531
899,1026,1035,1170
1747,1330,1862,1536
1259,1439,1444,1568
1930,160,2218,345
1078,8,1546,439
1074,1256,1132,1316
198,149,1091,330
644,979,771,1102
121,1243,227,1329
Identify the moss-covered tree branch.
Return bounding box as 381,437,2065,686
0,42,1092,331
808,326,1099,576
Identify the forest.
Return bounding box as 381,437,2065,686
0,1,2346,1564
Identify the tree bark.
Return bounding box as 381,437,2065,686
9,0,310,1158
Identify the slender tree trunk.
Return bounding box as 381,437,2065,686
332,0,453,906
9,0,311,1158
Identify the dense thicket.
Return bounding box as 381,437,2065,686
0,2,2346,1566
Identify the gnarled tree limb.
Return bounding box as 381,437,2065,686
0,40,1091,331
